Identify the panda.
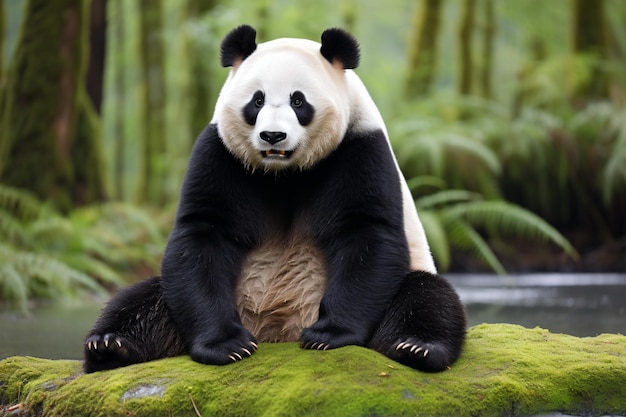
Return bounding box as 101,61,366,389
83,25,466,374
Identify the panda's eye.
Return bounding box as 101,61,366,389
291,91,306,108
244,91,265,125
290,90,314,126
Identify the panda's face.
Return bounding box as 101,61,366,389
216,40,350,171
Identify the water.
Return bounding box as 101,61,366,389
1,274,625,361
448,273,626,337
0,300,105,360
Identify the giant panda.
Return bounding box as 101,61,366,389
83,25,466,373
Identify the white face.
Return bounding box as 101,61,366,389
215,39,351,171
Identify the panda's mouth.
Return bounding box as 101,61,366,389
260,150,294,160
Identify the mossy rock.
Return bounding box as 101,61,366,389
1,324,625,417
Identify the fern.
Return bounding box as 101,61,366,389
0,243,106,311
416,189,482,210
0,185,44,222
444,217,507,276
601,109,626,204
0,207,28,244
0,184,167,310
445,200,579,259
0,259,29,312
414,187,579,274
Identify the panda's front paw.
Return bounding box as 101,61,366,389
190,328,258,365
300,321,364,350
83,333,134,373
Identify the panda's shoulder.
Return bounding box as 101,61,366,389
320,128,397,177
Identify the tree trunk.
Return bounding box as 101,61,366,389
479,0,495,99
0,1,4,83
138,0,166,205
186,0,218,139
86,0,106,113
458,0,476,96
405,0,442,98
571,0,609,103
109,0,126,201
0,1,5,116
0,0,105,212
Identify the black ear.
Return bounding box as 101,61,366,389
320,28,360,69
220,25,257,67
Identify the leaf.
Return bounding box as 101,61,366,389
415,189,481,210
0,258,29,313
444,218,507,276
418,210,450,271
444,200,579,259
0,184,45,222
405,176,446,193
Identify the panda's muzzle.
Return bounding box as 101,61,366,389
259,131,293,159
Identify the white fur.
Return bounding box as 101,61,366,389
214,35,437,289
343,71,437,273
214,39,350,171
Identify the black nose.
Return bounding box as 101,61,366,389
260,131,287,145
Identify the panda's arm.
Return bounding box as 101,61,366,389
300,129,411,349
160,124,264,365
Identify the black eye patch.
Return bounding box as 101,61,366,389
243,90,265,125
290,91,315,126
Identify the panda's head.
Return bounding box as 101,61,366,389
213,25,368,171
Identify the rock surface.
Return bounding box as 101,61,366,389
1,324,625,417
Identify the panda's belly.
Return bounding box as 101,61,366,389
236,236,327,342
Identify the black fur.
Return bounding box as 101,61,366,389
84,277,185,373
84,124,466,373
320,28,360,69
220,25,257,67
243,90,264,125
290,91,315,126
368,271,467,372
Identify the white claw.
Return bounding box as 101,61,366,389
410,345,418,353
104,336,109,348
414,347,423,354
115,338,122,348
228,354,237,362
242,348,251,356
396,342,406,350
310,342,318,350
423,349,429,357
317,344,325,351
249,341,258,350
233,352,243,360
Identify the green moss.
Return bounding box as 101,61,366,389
1,324,625,417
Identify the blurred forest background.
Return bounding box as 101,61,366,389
0,0,625,310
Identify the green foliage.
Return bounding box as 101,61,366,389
393,94,626,241
0,184,167,311
414,186,578,273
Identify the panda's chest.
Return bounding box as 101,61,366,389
235,234,327,343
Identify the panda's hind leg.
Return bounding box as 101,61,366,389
368,271,467,372
83,276,185,373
